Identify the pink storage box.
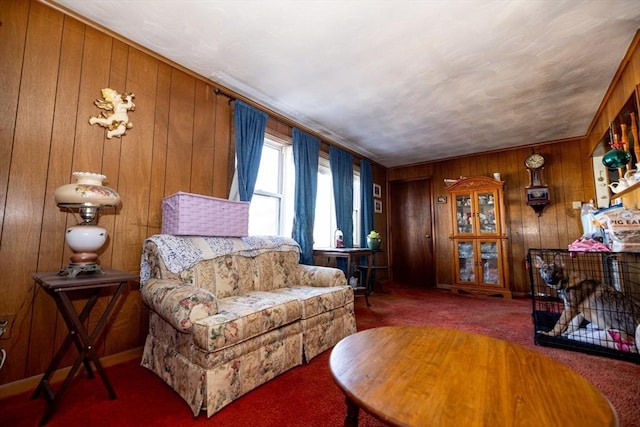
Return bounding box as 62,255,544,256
161,192,249,237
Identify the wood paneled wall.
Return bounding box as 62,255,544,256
388,30,640,296
0,1,235,386
388,138,593,295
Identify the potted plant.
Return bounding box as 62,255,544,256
367,230,381,250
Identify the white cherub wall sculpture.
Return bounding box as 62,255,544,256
89,88,135,138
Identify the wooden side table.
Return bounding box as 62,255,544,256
31,269,137,425
313,248,372,306
358,248,389,294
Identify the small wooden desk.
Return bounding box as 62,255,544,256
330,326,618,427
32,270,137,425
313,248,372,306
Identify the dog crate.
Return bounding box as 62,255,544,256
528,249,640,363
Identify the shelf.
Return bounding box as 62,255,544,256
612,180,640,198
611,181,640,209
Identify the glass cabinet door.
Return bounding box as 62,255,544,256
479,240,500,286
476,190,498,235
455,241,475,283
455,193,474,234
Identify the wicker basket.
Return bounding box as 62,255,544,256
161,192,249,237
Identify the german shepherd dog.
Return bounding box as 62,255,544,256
534,254,640,349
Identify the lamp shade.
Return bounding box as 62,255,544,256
54,172,120,207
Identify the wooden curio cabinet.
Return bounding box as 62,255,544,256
447,176,511,298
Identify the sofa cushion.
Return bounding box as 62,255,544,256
191,291,302,352
194,256,254,298
270,286,354,319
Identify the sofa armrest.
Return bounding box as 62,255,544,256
141,278,218,332
297,265,347,287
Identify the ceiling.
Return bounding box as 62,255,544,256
45,1,640,168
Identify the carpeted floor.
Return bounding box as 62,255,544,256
1,285,638,426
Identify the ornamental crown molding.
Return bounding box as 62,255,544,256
446,176,504,191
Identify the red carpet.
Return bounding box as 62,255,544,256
1,285,639,426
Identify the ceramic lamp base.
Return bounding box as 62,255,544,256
62,225,108,278
69,252,99,264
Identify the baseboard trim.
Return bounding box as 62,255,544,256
0,346,143,400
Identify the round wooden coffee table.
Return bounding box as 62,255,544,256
329,326,618,427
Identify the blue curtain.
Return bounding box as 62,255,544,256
330,147,354,276
330,146,354,248
292,128,320,265
234,100,267,202
360,159,374,247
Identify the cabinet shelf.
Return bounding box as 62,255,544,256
612,181,640,209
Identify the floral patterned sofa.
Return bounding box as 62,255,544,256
139,235,356,417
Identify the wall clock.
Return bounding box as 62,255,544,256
525,153,545,186
524,152,550,216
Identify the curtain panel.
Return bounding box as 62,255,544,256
292,128,320,265
234,100,268,202
359,159,374,247
329,146,354,248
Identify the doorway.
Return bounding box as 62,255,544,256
389,178,435,286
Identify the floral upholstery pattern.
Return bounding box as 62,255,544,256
192,291,302,352
139,235,356,417
141,278,218,332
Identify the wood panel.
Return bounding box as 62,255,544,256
0,0,235,386
212,94,233,196
191,80,217,196
0,0,29,235
2,0,64,379
147,62,172,235
28,13,86,377
165,69,196,194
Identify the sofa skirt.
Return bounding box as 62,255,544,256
300,304,357,361
141,314,303,417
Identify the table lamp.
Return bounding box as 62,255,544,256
54,172,121,277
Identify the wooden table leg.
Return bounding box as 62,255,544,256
365,254,372,306
31,290,101,400
57,282,127,399
34,281,127,425
344,396,360,427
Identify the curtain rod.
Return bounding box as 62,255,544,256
213,87,235,104
211,87,369,164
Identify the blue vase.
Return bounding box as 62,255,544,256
367,237,381,250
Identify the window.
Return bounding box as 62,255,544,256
248,138,293,236
313,158,360,247
248,137,360,246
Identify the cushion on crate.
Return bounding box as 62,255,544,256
566,326,638,353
